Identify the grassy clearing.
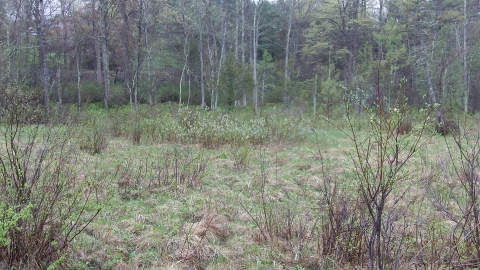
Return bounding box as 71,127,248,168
3,102,480,269
67,106,475,269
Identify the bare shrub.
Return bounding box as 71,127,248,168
132,123,142,145
0,92,108,269
332,96,433,269
108,109,128,138
116,146,209,199
396,118,413,135
241,154,318,266
440,116,480,265
77,117,109,154
313,147,367,265
435,118,459,136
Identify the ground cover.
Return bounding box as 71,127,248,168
3,103,480,269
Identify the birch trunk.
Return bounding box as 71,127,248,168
90,0,102,83
284,0,293,108
56,64,62,118
179,0,189,110
421,39,443,124
241,0,247,106
120,1,132,105
134,0,144,109
37,0,50,110
76,43,81,111
214,0,227,109
253,5,258,114
145,12,156,105
313,74,317,116
99,0,110,110
199,20,205,108
463,0,468,113
235,0,239,61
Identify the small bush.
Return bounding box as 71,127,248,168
77,116,109,154
435,118,459,136
396,118,413,134
116,146,209,199
108,108,129,138
242,155,317,266
232,145,251,170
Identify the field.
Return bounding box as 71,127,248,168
2,102,480,269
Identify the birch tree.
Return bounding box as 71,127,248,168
34,0,50,109
283,0,294,108
179,0,193,110
252,2,259,113
463,0,468,112
98,0,110,110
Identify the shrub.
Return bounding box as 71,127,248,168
337,101,432,269
0,93,107,269
435,118,459,136
396,118,413,134
77,113,109,155
442,116,480,263
116,146,209,199
232,145,251,170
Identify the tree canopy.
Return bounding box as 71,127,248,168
0,0,478,112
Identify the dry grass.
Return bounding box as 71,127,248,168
47,109,480,269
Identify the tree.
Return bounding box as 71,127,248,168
98,0,110,110
178,0,194,109
283,0,294,108
302,0,374,110
34,0,50,109
219,53,253,108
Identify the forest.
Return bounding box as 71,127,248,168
1,0,479,113
3,0,480,269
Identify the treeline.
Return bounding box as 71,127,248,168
0,0,479,113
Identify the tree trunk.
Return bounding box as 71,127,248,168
199,19,205,108
235,0,240,61
179,0,190,110
56,64,62,118
92,0,103,84
134,0,144,109
120,0,132,105
421,39,443,124
241,0,247,106
37,0,50,110
99,0,110,110
216,0,227,108
253,5,258,114
76,43,81,111
144,10,156,105
284,0,294,108
463,0,468,113
313,74,317,116
203,0,218,110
